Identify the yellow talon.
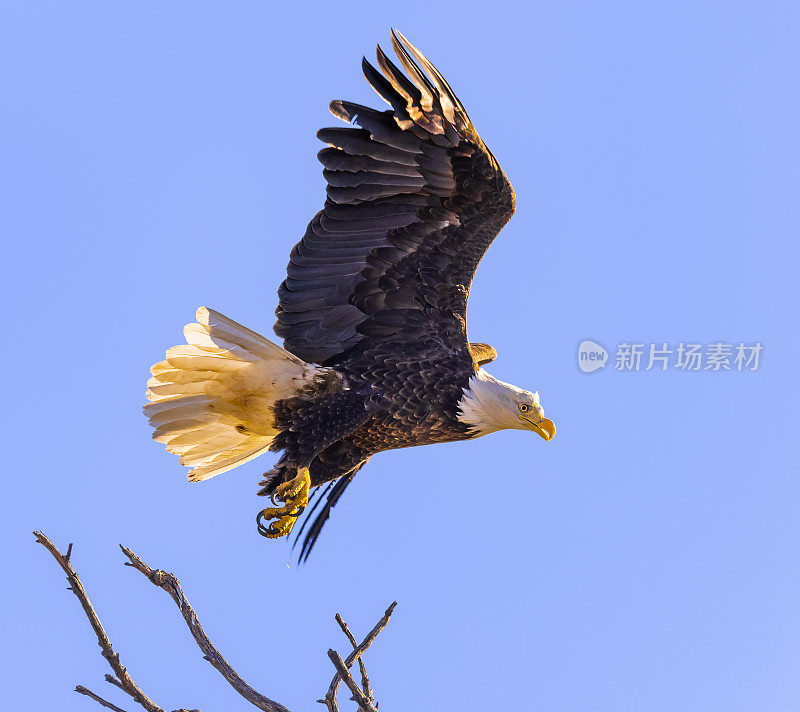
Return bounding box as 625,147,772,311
256,467,312,539
273,466,311,502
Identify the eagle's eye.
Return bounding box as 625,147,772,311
519,404,530,413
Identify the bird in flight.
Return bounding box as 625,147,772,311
145,30,555,560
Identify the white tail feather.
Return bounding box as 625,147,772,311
144,307,325,482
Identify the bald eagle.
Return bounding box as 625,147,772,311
145,31,555,560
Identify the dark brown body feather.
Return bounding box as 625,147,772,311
263,32,516,559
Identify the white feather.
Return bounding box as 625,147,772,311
456,368,544,436
196,307,304,364
144,306,333,481
186,443,274,482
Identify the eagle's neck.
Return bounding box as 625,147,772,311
456,369,528,437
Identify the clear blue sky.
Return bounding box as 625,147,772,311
3,2,799,710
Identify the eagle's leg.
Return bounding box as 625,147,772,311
256,466,312,539
255,390,373,540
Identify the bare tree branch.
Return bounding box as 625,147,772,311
335,615,374,709
119,545,290,712
327,650,376,712
33,531,166,712
75,686,130,712
105,674,129,692
319,602,396,712
36,531,395,712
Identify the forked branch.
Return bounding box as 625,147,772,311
34,531,395,712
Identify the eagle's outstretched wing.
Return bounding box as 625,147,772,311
274,30,516,366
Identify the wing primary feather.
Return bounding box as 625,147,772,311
389,29,437,114
296,468,361,563
391,29,467,127
291,482,334,552
375,44,422,113
361,56,409,121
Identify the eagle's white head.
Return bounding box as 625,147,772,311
456,368,556,441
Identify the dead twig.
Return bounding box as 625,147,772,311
120,545,289,712
327,650,376,712
75,685,129,712
33,531,166,712
319,602,396,712
335,615,374,709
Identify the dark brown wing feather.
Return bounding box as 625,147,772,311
293,465,363,563
274,30,516,365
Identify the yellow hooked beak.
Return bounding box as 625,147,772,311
522,416,556,441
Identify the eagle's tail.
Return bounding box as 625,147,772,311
144,307,322,482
